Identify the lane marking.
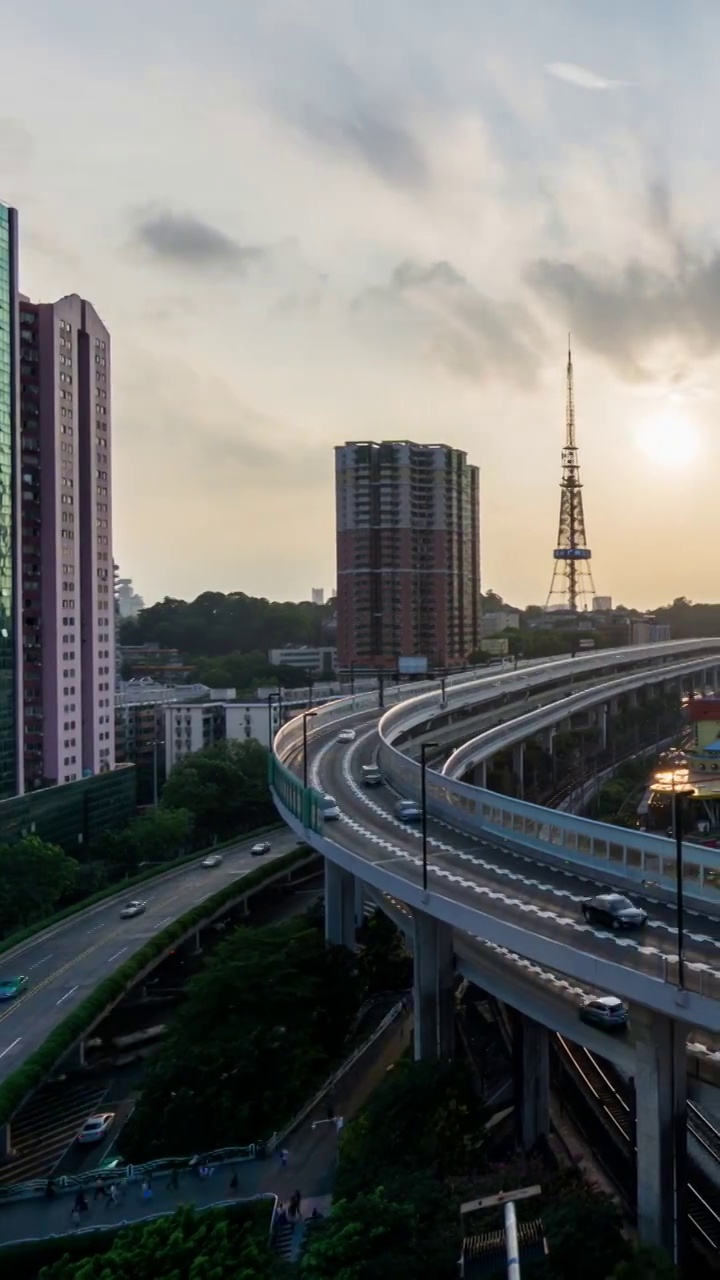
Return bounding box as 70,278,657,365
0,1037,21,1060
55,986,78,1006
311,735,720,980
107,947,128,963
27,955,53,971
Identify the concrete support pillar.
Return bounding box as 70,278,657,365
354,879,366,929
539,726,555,753
626,687,638,709
512,1012,550,1151
634,1014,687,1263
512,742,524,800
413,910,455,1062
75,1039,86,1068
193,928,202,955
598,703,609,751
324,860,356,949
471,759,487,789
0,1124,11,1159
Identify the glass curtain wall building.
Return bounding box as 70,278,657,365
0,204,21,798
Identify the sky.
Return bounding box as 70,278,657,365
1,0,719,610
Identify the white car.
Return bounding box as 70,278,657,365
336,729,356,743
77,1113,115,1144
202,854,223,868
119,900,146,920
251,841,271,856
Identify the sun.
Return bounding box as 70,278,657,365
635,406,701,469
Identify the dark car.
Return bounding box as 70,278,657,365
579,995,629,1031
581,893,647,930
251,841,272,857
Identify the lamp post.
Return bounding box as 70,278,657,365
350,661,356,695
267,691,280,750
302,710,318,790
420,740,439,893
650,766,695,989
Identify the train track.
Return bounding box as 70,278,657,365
556,1036,720,1253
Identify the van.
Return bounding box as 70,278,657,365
361,764,382,786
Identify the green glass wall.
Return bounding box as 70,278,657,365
0,207,17,799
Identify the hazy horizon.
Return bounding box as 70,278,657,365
2,1,718,612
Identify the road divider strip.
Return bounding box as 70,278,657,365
0,847,317,1132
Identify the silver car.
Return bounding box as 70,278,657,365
120,900,146,920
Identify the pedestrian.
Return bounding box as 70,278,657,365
71,1206,81,1230
75,1190,88,1214
109,1183,119,1206
167,1168,179,1191
45,1178,56,1200
279,1148,289,1168
229,1171,238,1192
141,1178,152,1200
94,1176,106,1202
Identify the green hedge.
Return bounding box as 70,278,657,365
0,821,285,961
0,847,315,1130
0,1200,273,1278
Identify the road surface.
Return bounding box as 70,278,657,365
0,829,299,1086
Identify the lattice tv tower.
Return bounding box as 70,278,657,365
545,338,596,612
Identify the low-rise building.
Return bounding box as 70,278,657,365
268,645,337,674
481,611,520,636
164,701,280,774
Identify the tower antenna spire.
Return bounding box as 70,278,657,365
545,341,596,613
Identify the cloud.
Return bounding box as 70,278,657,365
545,62,632,91
131,207,266,271
527,249,720,380
354,259,544,384
299,102,427,188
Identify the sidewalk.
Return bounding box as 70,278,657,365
0,1012,412,1246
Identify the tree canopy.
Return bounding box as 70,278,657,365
38,1204,284,1280
119,916,360,1161
160,739,275,841
120,590,333,659
0,836,79,937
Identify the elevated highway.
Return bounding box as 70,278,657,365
269,640,720,1258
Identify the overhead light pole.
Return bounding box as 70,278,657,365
267,691,280,751
650,765,695,989
420,740,439,893
302,710,318,790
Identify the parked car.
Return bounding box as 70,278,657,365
579,995,629,1031
336,729,356,743
395,801,421,821
77,1113,116,1145
251,841,272,856
0,976,28,1001
119,901,147,920
581,893,647,930
202,854,223,868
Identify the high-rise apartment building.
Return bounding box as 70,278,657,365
0,203,22,799
335,440,480,671
19,294,114,789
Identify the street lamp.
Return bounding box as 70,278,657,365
267,692,280,751
650,766,696,989
302,710,318,790
350,661,356,695
420,741,439,893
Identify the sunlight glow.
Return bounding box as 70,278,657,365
635,408,702,469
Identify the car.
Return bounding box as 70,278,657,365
202,854,223,868
77,1113,116,1145
0,976,28,1002
579,995,629,1031
251,841,272,856
394,801,421,821
336,729,356,743
581,893,647,930
119,900,147,920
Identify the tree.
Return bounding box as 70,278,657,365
539,1182,627,1280
38,1204,284,1279
300,1180,459,1280
607,1246,677,1280
120,589,332,659
335,1059,485,1201
355,910,412,996
160,739,275,841
0,837,79,937
119,917,360,1161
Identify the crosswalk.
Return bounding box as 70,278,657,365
0,1080,108,1185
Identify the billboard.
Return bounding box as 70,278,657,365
398,656,429,675
480,638,509,656
577,637,595,650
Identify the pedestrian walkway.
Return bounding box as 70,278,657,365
0,1012,411,1247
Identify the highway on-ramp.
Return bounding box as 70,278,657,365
0,829,299,1087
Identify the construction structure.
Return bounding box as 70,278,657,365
545,340,595,613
